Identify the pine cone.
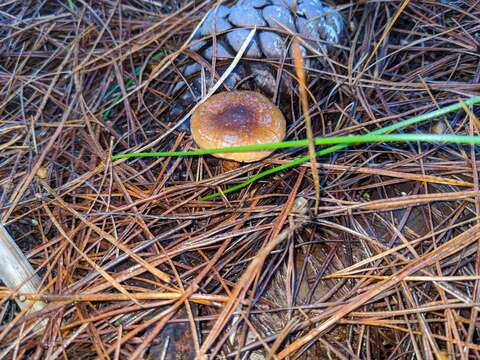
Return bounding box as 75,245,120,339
170,0,343,121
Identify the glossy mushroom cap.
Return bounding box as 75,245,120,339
191,91,286,162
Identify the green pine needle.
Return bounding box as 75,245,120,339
112,134,480,160
111,96,480,200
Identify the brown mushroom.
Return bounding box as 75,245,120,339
191,91,286,162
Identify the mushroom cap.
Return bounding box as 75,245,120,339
191,91,286,162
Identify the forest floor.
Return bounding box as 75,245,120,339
0,0,480,359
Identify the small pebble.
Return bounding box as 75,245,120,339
36,167,48,179
293,196,309,214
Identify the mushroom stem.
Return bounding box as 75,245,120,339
222,159,241,171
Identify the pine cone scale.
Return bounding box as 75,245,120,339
170,0,344,121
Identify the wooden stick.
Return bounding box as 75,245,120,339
0,223,45,314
